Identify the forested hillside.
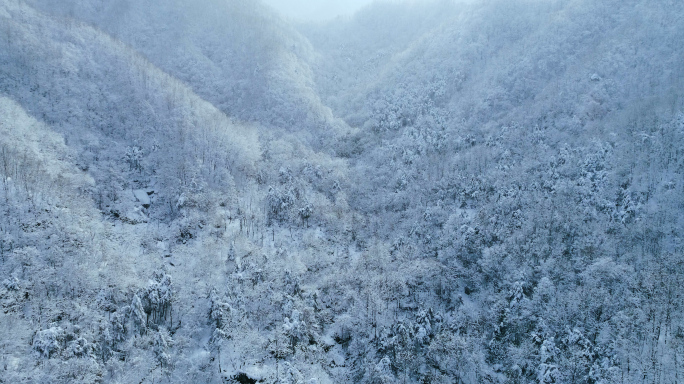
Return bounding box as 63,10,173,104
1,0,683,383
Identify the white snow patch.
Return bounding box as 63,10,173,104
156,241,168,252
123,207,148,224
132,189,151,206
330,347,345,367
243,365,267,380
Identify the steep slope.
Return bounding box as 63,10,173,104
298,0,684,383
307,0,684,130
26,0,351,145
0,1,351,382
0,94,111,383
0,0,262,219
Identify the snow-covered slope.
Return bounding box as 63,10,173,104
300,1,684,383
1,0,684,383
26,0,350,144
1,1,349,382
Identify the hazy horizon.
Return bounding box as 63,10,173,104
262,0,390,21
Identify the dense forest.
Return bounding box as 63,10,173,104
1,0,683,383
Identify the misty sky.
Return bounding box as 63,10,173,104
262,0,384,21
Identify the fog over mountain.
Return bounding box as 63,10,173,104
1,0,683,383
263,0,379,21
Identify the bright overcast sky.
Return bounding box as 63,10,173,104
262,0,387,21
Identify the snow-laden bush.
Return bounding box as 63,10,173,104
2,276,20,291
33,327,66,358
65,336,94,358
153,328,172,368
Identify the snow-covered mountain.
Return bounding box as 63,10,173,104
1,0,683,383
26,0,350,145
